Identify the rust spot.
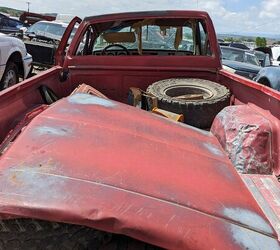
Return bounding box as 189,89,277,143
9,173,22,186
33,158,58,172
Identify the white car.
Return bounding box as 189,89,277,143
0,33,32,90
271,46,280,66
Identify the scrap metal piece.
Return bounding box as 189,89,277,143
144,93,158,110
211,105,274,174
128,87,158,111
0,94,278,249
128,87,142,107
152,107,184,122
71,84,108,99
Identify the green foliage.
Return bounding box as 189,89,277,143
223,37,243,42
224,37,234,42
0,7,23,17
256,37,267,47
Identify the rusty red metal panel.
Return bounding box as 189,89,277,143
0,66,65,143
84,10,211,22
242,175,280,238
219,69,280,102
55,16,82,66
211,105,274,174
0,94,278,249
0,105,48,155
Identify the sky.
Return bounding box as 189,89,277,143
0,0,280,35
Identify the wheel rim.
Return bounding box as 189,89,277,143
3,69,17,89
165,85,214,101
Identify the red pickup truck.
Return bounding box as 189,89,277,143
0,11,279,250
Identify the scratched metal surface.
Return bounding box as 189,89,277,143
0,93,279,249
211,105,274,175
242,175,280,238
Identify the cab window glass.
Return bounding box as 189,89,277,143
76,18,212,56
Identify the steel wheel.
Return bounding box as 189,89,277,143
1,62,19,90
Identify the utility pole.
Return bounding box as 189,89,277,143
26,1,30,12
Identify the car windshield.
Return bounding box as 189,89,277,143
27,21,78,41
27,22,68,40
245,52,260,66
254,51,265,61
221,47,259,66
8,18,23,29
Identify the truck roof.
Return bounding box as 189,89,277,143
84,10,210,22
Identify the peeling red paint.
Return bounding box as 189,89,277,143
211,105,274,174
242,175,280,239
0,95,278,249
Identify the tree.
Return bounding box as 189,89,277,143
224,37,234,42
256,37,267,47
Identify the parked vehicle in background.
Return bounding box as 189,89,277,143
228,42,250,50
218,39,230,47
23,20,75,67
19,11,56,26
219,41,230,46
253,50,271,67
55,14,75,23
254,46,272,58
254,66,280,91
26,20,69,41
271,46,280,66
221,46,261,79
0,33,32,89
0,11,279,249
0,13,26,34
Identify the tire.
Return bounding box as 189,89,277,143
0,219,161,250
147,78,231,128
257,77,271,88
0,62,19,90
39,85,59,104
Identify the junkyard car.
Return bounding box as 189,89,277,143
23,20,75,67
19,11,56,25
0,13,26,34
228,42,250,50
253,50,271,67
221,46,261,79
255,66,280,91
0,33,32,89
0,11,279,249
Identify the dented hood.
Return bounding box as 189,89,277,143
0,93,279,249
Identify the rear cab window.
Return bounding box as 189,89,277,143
75,18,212,57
